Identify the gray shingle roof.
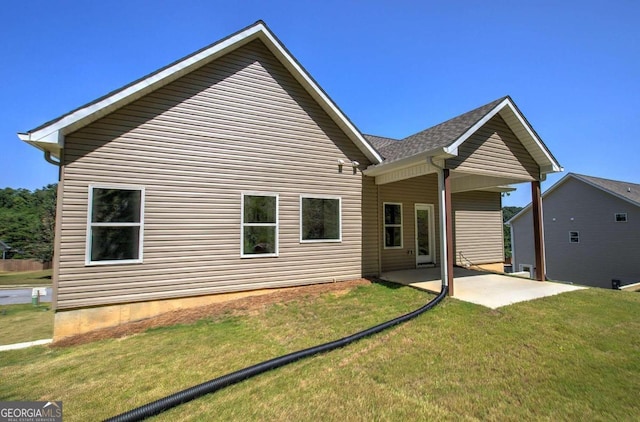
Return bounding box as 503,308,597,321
573,173,640,207
370,96,508,163
362,134,401,151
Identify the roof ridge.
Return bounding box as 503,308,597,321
401,95,508,141
572,172,640,187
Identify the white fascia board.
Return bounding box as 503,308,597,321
24,25,264,145
500,102,562,174
21,22,382,165
444,98,510,155
363,147,452,177
446,98,562,176
257,28,382,164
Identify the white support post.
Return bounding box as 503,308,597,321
437,169,448,288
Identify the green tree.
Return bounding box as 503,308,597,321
0,184,57,262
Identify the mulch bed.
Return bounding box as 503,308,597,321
53,278,372,348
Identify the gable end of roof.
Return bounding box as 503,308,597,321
19,21,382,164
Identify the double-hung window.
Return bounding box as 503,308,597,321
384,202,403,248
242,193,278,257
300,195,341,242
569,231,580,243
615,213,628,222
87,185,144,265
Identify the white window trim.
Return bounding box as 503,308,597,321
383,202,403,249
241,192,279,258
569,231,580,243
86,184,145,266
300,194,342,243
615,213,628,223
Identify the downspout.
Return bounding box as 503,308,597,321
44,151,61,167
377,184,382,277
430,157,449,292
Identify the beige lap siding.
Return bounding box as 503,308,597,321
446,114,539,181
452,191,504,265
377,174,440,272
57,39,370,310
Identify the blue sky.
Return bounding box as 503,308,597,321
2,0,638,206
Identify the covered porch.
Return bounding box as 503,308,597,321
363,97,562,296
381,267,586,309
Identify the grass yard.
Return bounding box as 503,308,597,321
0,304,54,345
1,281,639,421
0,269,53,286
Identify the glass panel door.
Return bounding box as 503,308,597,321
415,204,434,265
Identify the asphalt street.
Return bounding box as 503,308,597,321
0,288,52,305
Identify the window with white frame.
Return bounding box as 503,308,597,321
300,195,341,242
615,213,628,222
384,202,403,248
87,185,144,265
569,231,580,243
242,193,278,257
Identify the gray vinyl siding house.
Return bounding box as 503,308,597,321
19,21,562,339
509,173,640,288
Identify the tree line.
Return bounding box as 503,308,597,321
0,184,57,262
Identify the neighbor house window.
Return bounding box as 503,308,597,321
615,213,628,222
300,195,341,242
87,185,144,265
384,202,403,248
569,231,580,243
242,193,278,257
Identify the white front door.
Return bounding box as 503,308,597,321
415,204,435,266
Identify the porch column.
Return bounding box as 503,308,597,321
438,168,454,295
531,180,546,281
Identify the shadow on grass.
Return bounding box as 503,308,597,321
370,278,406,290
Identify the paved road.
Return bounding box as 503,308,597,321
0,288,52,305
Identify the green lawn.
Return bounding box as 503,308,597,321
0,269,53,286
1,282,639,421
0,304,54,345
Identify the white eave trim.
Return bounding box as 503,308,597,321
258,27,382,164
22,25,265,144
447,98,561,175
363,147,453,177
19,21,382,165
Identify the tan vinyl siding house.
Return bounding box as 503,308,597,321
445,114,539,181
57,39,370,310
376,174,440,272
19,21,562,339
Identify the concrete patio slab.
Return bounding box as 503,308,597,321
381,267,586,309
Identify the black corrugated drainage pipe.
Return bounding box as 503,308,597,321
105,282,448,422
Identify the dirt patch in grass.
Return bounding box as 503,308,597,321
53,279,372,348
